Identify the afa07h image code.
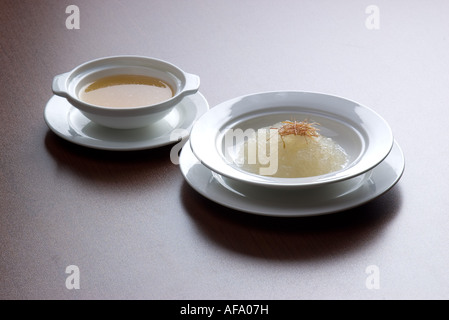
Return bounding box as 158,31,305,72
180,304,269,317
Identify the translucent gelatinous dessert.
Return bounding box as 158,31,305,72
236,120,348,178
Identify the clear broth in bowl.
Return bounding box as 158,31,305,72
79,74,174,108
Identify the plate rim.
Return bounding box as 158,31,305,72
180,139,405,217
44,92,209,151
190,90,394,189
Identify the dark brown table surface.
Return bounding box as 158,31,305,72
1,0,448,300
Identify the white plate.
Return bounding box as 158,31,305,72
189,91,394,189
180,140,404,217
44,93,209,151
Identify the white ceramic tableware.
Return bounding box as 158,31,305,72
44,93,209,151
180,140,404,217
190,91,394,189
52,55,200,129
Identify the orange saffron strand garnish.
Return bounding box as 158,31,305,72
272,120,320,148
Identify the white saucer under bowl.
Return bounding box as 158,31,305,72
180,140,404,217
44,93,209,151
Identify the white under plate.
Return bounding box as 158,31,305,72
180,140,405,217
44,93,209,151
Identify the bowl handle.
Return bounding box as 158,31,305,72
182,73,200,94
52,72,70,97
